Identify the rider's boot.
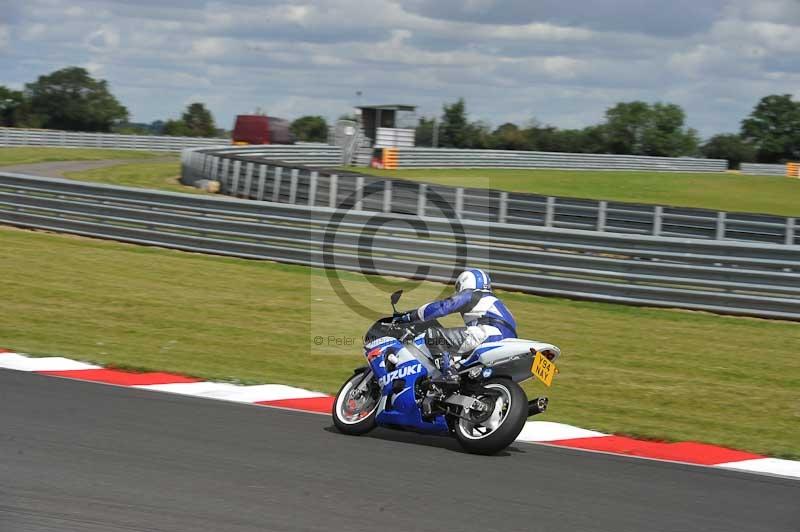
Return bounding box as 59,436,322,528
431,351,460,387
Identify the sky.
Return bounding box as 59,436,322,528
1,0,799,137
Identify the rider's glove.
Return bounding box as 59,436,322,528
393,311,415,324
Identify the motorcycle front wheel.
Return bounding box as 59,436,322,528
454,378,528,455
332,371,380,435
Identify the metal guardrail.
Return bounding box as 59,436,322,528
0,127,226,151
185,144,343,167
390,147,728,172
740,162,789,176
1,172,798,321
182,147,798,246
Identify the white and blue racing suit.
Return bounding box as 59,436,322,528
401,289,517,368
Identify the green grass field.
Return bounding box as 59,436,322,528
63,161,200,194
0,147,165,166
359,167,800,216
1,225,797,458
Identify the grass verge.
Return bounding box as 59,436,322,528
0,147,165,166
63,160,199,194
357,167,800,217
1,225,798,458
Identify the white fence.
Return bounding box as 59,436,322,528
0,127,227,151
390,147,727,172
740,162,789,176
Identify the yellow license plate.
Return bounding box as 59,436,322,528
532,352,558,387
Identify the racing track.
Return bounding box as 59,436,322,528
1,369,797,532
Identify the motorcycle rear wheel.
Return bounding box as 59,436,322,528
454,378,528,455
332,372,380,435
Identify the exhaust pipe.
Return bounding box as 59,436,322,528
528,396,548,417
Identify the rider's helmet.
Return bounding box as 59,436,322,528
455,268,491,293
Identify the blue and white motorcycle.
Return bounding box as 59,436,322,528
332,290,561,454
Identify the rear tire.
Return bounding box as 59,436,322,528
454,378,528,455
332,372,380,436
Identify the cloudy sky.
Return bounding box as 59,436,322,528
1,0,798,137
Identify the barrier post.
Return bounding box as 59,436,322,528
545,197,556,227
417,184,427,217
272,167,283,202
231,161,241,196
308,172,318,206
498,192,508,224
786,218,796,246
382,180,392,213
289,169,299,204
455,187,464,219
716,211,726,240
653,206,663,236
355,176,364,211
256,165,268,201
220,159,230,193
243,162,254,198
329,173,339,208
597,201,607,232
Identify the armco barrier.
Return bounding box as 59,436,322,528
1,172,799,320
740,162,790,176
390,147,727,172
183,147,798,246
0,127,226,151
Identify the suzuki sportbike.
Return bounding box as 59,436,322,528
332,290,561,454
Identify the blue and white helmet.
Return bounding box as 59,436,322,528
455,268,491,293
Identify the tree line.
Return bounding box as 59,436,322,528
416,96,800,166
2,66,798,165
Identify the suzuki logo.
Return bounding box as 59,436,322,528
377,364,422,388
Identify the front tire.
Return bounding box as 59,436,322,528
454,378,528,455
332,371,380,435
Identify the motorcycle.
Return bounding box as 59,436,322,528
332,290,561,454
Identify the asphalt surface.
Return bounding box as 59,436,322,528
1,369,797,532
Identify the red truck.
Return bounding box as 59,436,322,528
231,115,294,145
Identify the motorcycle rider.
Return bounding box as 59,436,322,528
395,269,517,384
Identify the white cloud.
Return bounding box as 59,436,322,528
0,0,797,137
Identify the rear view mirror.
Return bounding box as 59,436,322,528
390,290,403,314
390,290,403,305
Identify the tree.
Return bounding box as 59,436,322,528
162,119,190,137
491,123,530,150
415,117,436,147
160,103,218,137
602,101,651,154
0,86,25,127
181,102,217,137
641,103,699,157
701,134,755,169
601,101,698,156
23,67,128,131
741,94,800,163
439,98,470,148
290,115,328,142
